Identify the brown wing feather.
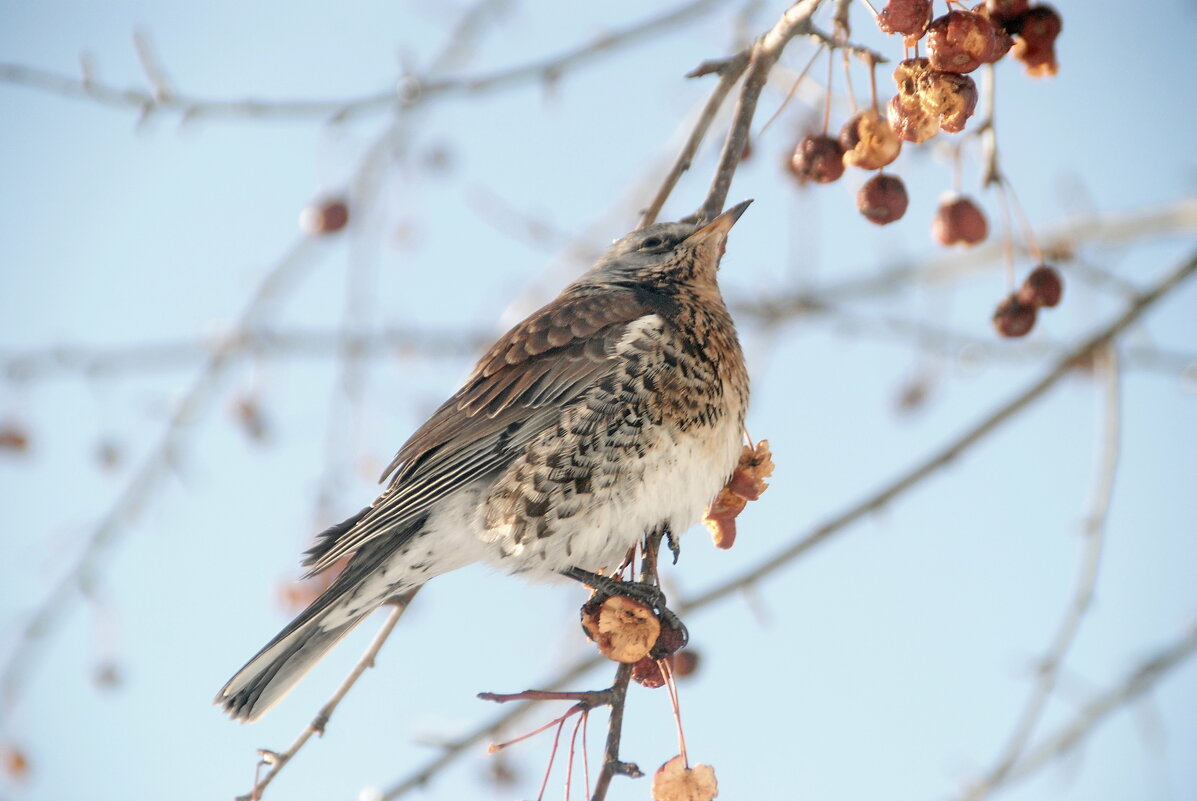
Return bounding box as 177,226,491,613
302,289,666,574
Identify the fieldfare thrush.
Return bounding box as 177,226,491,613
217,200,752,721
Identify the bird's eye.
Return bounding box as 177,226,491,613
640,236,666,250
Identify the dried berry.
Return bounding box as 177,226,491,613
840,109,902,170
932,196,988,245
993,295,1037,337
927,10,1005,73
581,594,661,663
632,656,668,688
788,135,846,184
857,174,909,225
877,0,933,37
0,423,30,454
887,94,938,143
985,0,1029,24
918,70,978,133
299,197,350,235
673,649,701,678
652,756,718,801
703,440,773,549
1017,264,1063,307
1012,6,1062,77
888,58,977,140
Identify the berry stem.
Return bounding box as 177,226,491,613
822,46,835,134
756,43,825,138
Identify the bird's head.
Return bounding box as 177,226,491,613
576,199,752,290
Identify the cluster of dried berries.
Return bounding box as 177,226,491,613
993,264,1063,337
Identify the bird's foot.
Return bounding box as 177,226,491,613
563,566,688,656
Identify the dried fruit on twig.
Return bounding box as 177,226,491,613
652,756,718,801
1017,264,1063,307
703,440,773,549
877,0,933,37
857,174,909,225
993,295,1037,337
581,595,661,663
985,0,1029,24
299,197,350,235
918,70,978,133
888,58,977,140
632,656,669,688
840,109,902,170
788,135,846,184
673,649,701,678
927,10,1005,73
932,196,988,245
1011,5,1062,77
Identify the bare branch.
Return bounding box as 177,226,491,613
677,249,1197,615
0,0,732,124
698,0,825,222
1004,626,1197,789
639,51,750,229
0,236,324,720
958,346,1121,801
239,590,419,801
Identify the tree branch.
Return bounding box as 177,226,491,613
239,590,419,801
0,0,731,124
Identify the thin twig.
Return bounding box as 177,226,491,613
698,0,825,222
958,346,1121,801
638,51,750,229
239,591,418,801
0,236,323,720
676,249,1197,615
0,0,731,124
374,250,1197,799
1004,626,1197,788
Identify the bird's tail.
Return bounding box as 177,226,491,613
215,591,373,722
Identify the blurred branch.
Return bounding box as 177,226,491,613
959,346,1121,801
738,197,1197,312
0,0,731,124
240,591,418,801
1003,625,1197,789
0,327,492,381
679,248,1197,614
0,236,323,719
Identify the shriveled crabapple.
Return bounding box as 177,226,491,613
1017,264,1063,307
985,0,1029,24
299,197,350,235
926,10,1006,73
840,109,902,169
918,69,978,133
1011,5,1062,77
857,173,909,225
932,195,988,246
876,0,933,38
993,295,1037,337
887,93,938,143
788,134,846,184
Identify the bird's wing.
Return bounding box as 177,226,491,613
302,288,672,575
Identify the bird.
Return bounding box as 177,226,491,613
216,200,753,721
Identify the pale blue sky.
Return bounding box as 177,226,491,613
1,2,1195,801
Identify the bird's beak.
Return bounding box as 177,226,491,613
686,199,753,245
